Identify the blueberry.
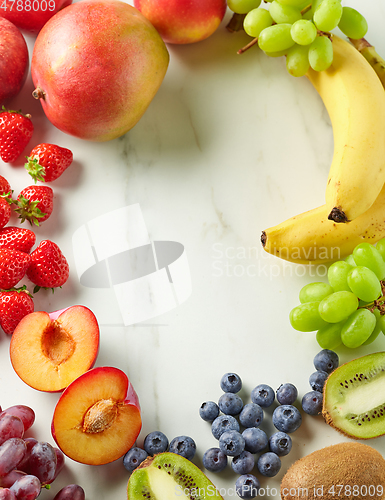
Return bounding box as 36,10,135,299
276,383,298,405
219,430,245,457
220,372,242,393
235,474,260,499
169,436,196,460
199,401,220,422
212,415,240,440
242,427,268,454
143,431,168,455
257,452,281,477
123,447,148,472
231,451,255,475
302,391,323,415
202,447,227,473
239,403,263,428
250,384,275,408
218,392,243,416
268,432,292,457
313,349,339,373
309,370,329,393
272,405,302,433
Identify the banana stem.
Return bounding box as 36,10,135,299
349,37,385,90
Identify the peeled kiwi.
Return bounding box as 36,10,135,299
323,352,385,439
127,452,224,500
281,442,385,500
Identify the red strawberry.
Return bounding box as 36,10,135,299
0,176,11,195
25,143,73,183
0,227,36,253
0,197,11,229
0,287,34,335
26,240,69,291
0,109,34,163
15,185,53,225
0,248,31,289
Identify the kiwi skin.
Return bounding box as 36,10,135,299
281,442,385,500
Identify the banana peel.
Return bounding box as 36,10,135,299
261,183,385,265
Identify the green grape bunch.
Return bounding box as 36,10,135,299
289,241,385,350
228,0,368,77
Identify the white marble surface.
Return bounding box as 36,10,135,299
1,1,385,498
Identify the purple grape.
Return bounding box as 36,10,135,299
0,488,17,500
53,484,85,500
28,442,57,485
1,406,35,433
0,438,27,477
0,415,24,446
10,475,41,500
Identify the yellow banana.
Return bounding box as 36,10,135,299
261,183,385,265
307,35,385,223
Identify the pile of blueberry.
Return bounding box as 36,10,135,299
123,431,196,472
301,349,339,416
200,373,302,499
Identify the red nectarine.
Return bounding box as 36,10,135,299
10,306,99,392
31,0,169,141
51,367,141,465
134,0,228,44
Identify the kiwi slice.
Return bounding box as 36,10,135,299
127,452,224,500
323,351,385,439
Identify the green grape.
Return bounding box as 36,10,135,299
363,309,382,345
308,35,333,72
377,312,385,334
313,0,342,32
286,44,309,77
316,321,344,350
299,282,333,303
375,238,385,261
319,291,358,323
291,19,317,45
258,24,295,52
347,266,382,303
345,254,356,267
340,309,376,348
289,301,328,332
269,1,302,24
227,0,262,14
327,260,353,292
338,6,368,40
264,49,289,57
277,0,309,6
244,8,273,38
353,243,385,280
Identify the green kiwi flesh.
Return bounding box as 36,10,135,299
127,452,224,500
323,351,385,439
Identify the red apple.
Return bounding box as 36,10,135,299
0,18,29,104
0,0,72,33
9,306,99,392
51,367,141,465
31,0,169,141
134,0,227,44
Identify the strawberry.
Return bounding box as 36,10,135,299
0,108,34,163
25,143,73,183
0,286,34,335
0,227,36,253
0,248,31,289
0,197,11,229
0,175,11,195
15,185,53,226
26,240,69,291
